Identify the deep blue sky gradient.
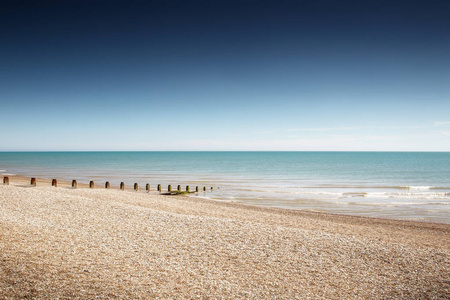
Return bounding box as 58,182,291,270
1,0,449,150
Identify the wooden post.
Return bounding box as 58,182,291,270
177,185,181,192
203,186,206,191
168,185,172,192
72,180,77,188
146,184,150,191
3,176,9,185
31,178,36,187
134,183,138,191
120,182,125,190
211,187,213,190
105,182,110,189
52,179,57,187
196,186,199,192
89,181,94,189
186,186,190,192
157,184,161,192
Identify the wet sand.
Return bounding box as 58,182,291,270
1,176,449,298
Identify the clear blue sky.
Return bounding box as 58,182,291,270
1,0,449,151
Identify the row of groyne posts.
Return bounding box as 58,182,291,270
2,176,214,194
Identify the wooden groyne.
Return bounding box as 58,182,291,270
2,176,215,196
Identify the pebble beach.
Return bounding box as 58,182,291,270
1,176,449,299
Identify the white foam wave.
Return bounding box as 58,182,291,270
239,188,450,200
347,201,450,206
243,189,342,196
400,186,435,190
363,192,450,200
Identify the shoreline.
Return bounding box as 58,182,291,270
3,174,449,225
1,178,449,298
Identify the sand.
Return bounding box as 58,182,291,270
1,176,449,299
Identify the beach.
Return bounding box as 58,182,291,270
1,176,449,298
2,0,450,298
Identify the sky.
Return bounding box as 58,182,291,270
0,0,449,151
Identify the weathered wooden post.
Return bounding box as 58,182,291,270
203,186,206,191
146,184,150,191
196,186,199,192
52,179,57,187
105,182,110,189
72,180,77,188
120,182,124,190
211,187,213,190
186,186,190,192
157,184,161,192
168,185,172,192
134,183,138,191
3,176,9,185
31,178,36,187
89,181,94,188
177,185,181,192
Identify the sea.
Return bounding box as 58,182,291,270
1,152,449,223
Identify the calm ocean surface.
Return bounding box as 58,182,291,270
1,152,449,223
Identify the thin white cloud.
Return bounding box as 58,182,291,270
287,125,424,132
434,121,450,126
366,125,424,130
329,134,396,141
442,131,450,136
287,127,357,132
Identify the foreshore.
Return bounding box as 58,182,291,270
1,176,449,298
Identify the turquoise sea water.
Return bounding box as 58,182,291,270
1,152,449,223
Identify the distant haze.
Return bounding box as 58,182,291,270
1,0,449,151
